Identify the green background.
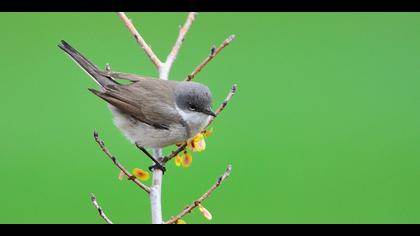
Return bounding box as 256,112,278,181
1,12,420,224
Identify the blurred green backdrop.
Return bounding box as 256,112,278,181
1,12,420,224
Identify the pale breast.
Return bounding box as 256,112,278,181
109,105,189,148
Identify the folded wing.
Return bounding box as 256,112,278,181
89,80,184,130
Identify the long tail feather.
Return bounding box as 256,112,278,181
58,40,117,87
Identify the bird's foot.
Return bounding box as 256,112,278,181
148,163,167,174
135,143,167,174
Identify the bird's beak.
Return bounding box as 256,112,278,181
204,109,217,117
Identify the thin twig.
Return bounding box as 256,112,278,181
117,12,162,69
93,131,151,194
186,35,235,81
165,165,233,224
162,143,187,163
163,84,237,164
206,84,237,128
91,194,113,224
165,12,197,69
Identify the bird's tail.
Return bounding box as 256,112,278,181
58,40,116,87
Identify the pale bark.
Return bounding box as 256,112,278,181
91,194,113,224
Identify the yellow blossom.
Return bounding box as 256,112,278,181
175,154,182,167
198,204,213,220
182,152,193,168
132,168,150,181
176,219,186,224
188,133,206,152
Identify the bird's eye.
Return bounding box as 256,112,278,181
189,105,196,111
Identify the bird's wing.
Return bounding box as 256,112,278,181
99,71,155,82
89,81,184,130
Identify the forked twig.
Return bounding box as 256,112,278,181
116,12,201,224
91,12,236,224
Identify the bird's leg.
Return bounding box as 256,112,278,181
135,143,166,174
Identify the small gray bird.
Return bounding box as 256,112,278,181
58,40,216,172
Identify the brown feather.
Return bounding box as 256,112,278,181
88,77,185,130
99,71,156,82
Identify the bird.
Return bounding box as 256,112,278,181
58,40,216,173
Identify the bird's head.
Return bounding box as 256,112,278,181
175,82,216,118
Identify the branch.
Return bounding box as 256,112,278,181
163,84,237,164
206,84,237,128
93,131,151,194
150,149,164,224
162,143,187,164
186,35,235,81
117,12,162,69
165,12,197,69
165,165,233,224
91,194,113,224
95,13,236,225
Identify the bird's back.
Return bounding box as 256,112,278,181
92,77,185,130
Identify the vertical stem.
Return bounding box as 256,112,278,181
118,12,198,224
150,148,163,224
150,56,170,224
159,64,170,81
149,61,170,224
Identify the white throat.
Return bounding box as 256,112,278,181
176,105,211,137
